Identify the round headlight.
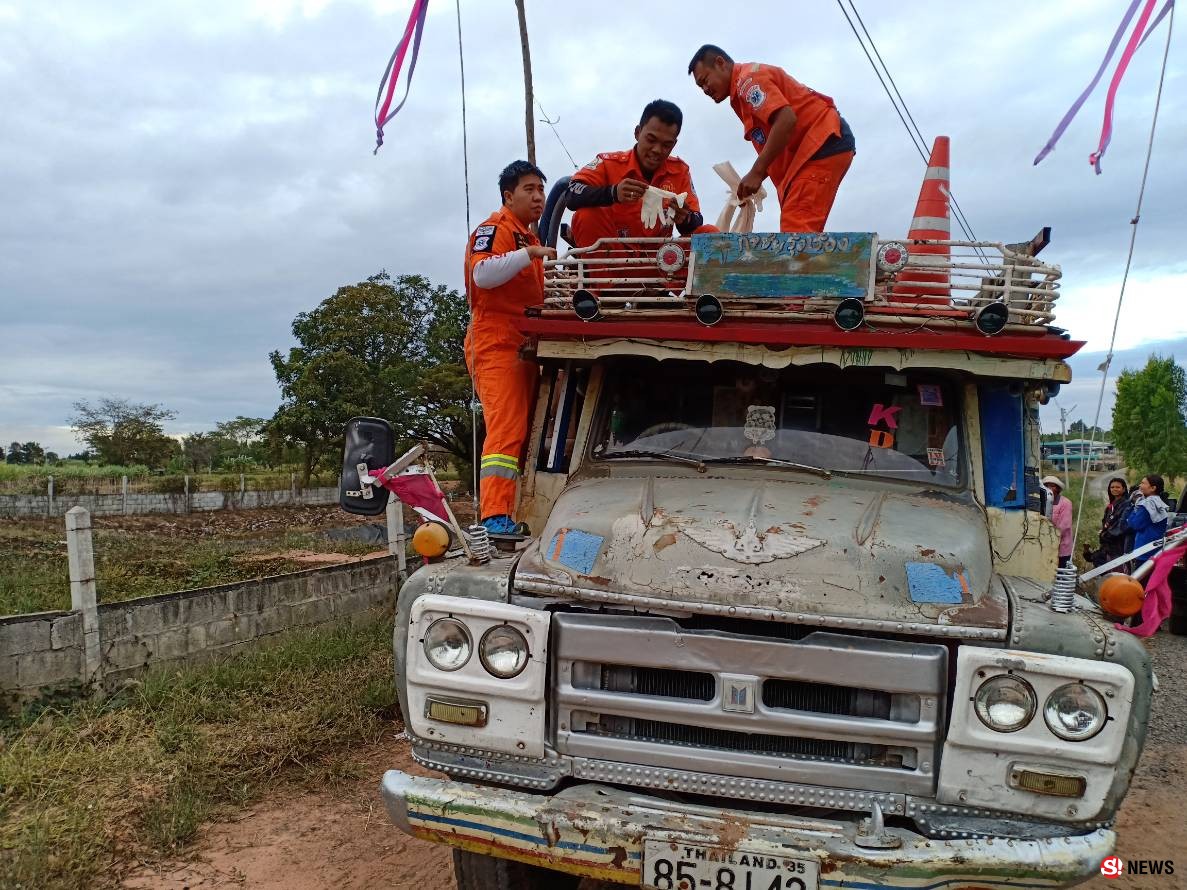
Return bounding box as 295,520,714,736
1044,683,1107,741
423,617,471,671
973,674,1036,732
479,624,530,679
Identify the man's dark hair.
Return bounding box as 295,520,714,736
639,99,683,131
1145,474,1166,496
687,44,733,75
498,160,546,200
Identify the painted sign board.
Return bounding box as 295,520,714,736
690,231,876,301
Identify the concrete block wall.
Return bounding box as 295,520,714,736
0,487,339,518
1,557,400,707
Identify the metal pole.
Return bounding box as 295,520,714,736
386,496,407,579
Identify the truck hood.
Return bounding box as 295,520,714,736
515,473,1004,633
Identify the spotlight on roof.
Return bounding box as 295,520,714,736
974,302,1009,336
573,289,601,321
833,297,865,332
695,294,723,326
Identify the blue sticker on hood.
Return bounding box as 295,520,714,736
905,562,970,604
548,528,604,575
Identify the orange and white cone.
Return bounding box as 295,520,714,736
891,136,950,305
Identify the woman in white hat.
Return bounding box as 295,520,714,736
1042,475,1074,568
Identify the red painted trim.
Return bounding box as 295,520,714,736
518,317,1084,360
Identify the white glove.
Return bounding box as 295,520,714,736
640,186,687,229
712,161,766,233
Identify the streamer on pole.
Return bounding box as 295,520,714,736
373,0,430,154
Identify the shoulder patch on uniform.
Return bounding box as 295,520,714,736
749,126,767,145
746,84,765,109
583,157,602,170
472,227,497,253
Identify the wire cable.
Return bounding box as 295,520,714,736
1070,0,1175,554
455,0,479,512
535,97,579,169
835,0,987,261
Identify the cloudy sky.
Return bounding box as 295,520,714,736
1,0,1183,455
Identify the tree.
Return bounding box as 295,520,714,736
4,442,44,464
69,398,180,468
269,272,473,483
181,432,219,472
1112,355,1187,482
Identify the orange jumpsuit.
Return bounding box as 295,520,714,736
464,206,545,520
569,150,702,247
729,62,855,232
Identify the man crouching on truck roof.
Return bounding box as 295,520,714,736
688,44,855,232
464,160,556,535
566,99,705,248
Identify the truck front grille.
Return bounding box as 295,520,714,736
553,612,948,797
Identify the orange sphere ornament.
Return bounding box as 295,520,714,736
412,521,452,559
1098,574,1145,618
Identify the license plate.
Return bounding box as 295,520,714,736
642,839,819,890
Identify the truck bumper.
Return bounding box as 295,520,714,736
380,770,1114,888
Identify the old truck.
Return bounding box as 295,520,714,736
341,173,1152,888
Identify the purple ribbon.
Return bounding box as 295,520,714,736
373,0,430,154
1033,0,1141,166
1090,0,1157,173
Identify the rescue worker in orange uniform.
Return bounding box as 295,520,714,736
688,45,856,232
464,160,556,534
566,100,704,247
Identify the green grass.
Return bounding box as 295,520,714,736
0,511,386,616
0,614,400,890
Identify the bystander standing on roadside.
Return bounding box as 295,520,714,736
1043,475,1074,568
1127,474,1171,565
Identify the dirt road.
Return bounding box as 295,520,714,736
125,633,1187,890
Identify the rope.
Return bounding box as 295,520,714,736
1070,0,1175,553
455,0,479,513
835,0,988,263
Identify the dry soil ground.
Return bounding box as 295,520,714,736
123,632,1187,890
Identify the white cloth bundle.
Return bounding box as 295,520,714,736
712,161,767,233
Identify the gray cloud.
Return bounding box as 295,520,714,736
1,0,1183,456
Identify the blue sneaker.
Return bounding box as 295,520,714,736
481,515,517,534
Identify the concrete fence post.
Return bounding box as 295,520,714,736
239,473,246,498
290,472,297,501
122,475,129,515
386,496,406,578
66,506,103,688
184,474,191,514
47,475,54,516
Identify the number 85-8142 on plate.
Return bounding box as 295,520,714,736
642,839,820,890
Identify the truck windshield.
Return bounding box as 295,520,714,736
593,359,962,485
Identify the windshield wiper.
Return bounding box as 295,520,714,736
599,448,706,472
700,455,832,479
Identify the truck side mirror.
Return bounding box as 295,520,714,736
339,416,395,516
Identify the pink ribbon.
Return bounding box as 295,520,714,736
1090,0,1158,173
373,0,430,154
1115,542,1186,637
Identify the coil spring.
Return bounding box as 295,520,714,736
467,524,492,564
1049,562,1077,613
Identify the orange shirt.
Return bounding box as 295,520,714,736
464,205,545,352
569,149,701,248
729,62,842,186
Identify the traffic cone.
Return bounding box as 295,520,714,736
891,136,950,305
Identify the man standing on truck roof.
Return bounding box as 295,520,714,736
566,99,705,247
465,160,556,534
688,45,855,232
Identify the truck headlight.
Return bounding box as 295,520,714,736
423,617,471,671
479,624,529,678
1044,682,1107,741
973,675,1036,732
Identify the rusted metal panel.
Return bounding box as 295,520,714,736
514,474,1005,637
